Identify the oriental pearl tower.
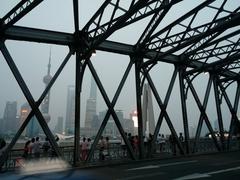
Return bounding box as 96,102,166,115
41,48,52,124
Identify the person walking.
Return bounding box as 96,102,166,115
80,137,88,161
98,136,106,161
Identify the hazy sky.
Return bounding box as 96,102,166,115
0,0,239,136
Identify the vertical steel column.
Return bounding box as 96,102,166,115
213,75,225,150
134,56,144,159
73,51,82,166
178,66,190,154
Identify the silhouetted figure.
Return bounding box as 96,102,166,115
42,137,50,157
179,133,184,155
169,134,177,156
22,140,31,159
147,133,153,157
98,136,106,161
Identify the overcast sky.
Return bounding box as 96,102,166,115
0,0,239,136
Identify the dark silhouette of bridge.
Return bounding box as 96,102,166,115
0,0,240,170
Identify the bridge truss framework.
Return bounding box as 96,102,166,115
0,0,240,166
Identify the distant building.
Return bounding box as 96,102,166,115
65,85,75,135
41,49,52,123
123,118,134,135
214,120,219,131
20,103,40,137
189,125,196,138
85,77,97,129
130,110,138,135
2,101,18,134
98,110,124,138
201,121,210,137
54,116,63,133
142,83,155,135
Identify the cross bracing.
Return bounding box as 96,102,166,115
0,0,240,167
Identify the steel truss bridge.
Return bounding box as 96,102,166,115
0,0,240,167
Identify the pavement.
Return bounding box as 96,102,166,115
1,151,240,179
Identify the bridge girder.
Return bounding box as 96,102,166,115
0,0,240,167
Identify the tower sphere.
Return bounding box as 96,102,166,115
43,74,52,84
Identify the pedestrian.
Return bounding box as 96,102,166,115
87,138,91,157
161,134,166,152
133,135,139,155
157,134,161,152
105,136,110,157
147,133,153,157
33,137,41,158
98,136,106,160
42,137,50,157
29,137,35,159
169,134,177,156
121,133,127,157
80,137,88,161
22,140,31,159
51,136,60,157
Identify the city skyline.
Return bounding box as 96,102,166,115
0,1,238,138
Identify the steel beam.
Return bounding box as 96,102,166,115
134,56,145,159
0,51,72,166
213,75,225,150
73,0,79,32
144,68,185,155
187,76,221,152
1,0,43,31
87,60,136,161
178,66,190,154
86,60,136,162
73,51,82,165
0,42,62,163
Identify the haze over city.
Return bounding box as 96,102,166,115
0,0,239,137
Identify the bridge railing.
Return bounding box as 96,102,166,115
1,138,239,171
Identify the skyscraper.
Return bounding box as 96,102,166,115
85,77,97,128
142,83,155,135
54,116,63,134
2,101,17,134
41,48,52,123
65,85,75,135
20,102,40,137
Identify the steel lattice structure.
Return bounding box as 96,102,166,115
0,0,240,167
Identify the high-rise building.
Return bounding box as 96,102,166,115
99,110,124,138
20,102,30,136
20,102,40,137
65,85,75,135
85,77,97,128
41,49,52,123
54,116,63,134
2,101,17,134
142,83,155,135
